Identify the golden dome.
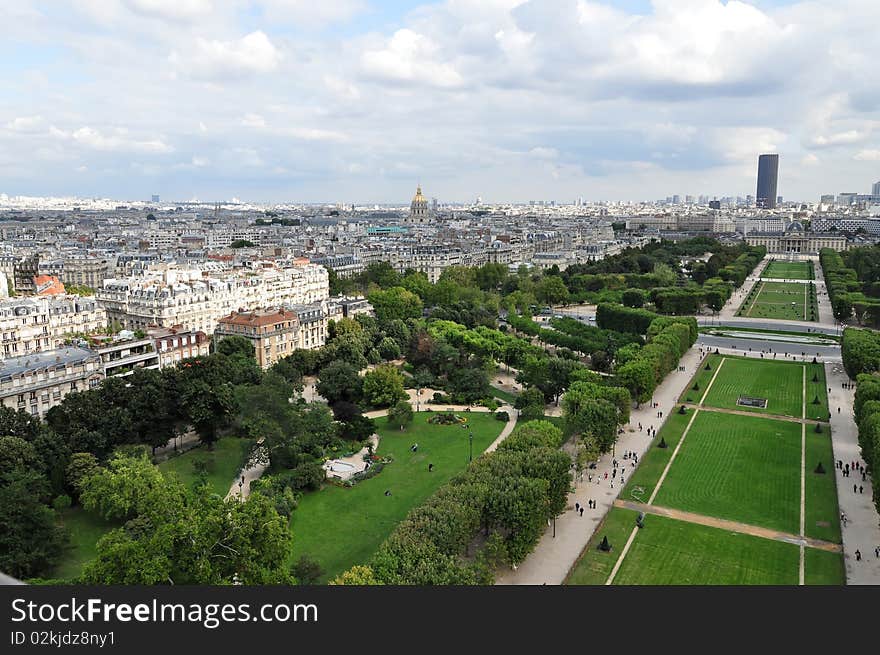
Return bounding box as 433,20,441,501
412,186,426,203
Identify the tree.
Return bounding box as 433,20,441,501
216,334,255,359
534,276,569,306
616,358,656,405
82,479,292,585
291,554,323,585
362,365,407,408
514,387,546,421
66,452,99,499
621,288,646,308
0,435,41,474
316,361,364,405
448,366,491,404
0,470,67,579
180,380,237,448
330,565,379,585
0,406,41,441
377,336,402,361
564,396,618,452
387,400,414,431
80,453,175,521
229,239,256,248
368,287,424,323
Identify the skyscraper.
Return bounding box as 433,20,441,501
756,154,779,209
872,181,880,197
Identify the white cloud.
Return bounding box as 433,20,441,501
4,116,44,132
362,29,463,88
257,0,365,26
59,126,174,154
810,130,868,148
169,31,282,80
854,149,880,161
122,0,212,20
241,113,267,128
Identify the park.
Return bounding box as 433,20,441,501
566,353,844,585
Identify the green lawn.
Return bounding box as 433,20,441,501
762,260,814,280
804,548,846,585
654,411,803,534
738,281,817,321
491,386,519,405
613,513,801,585
805,362,830,421
804,429,842,543
701,356,807,419
621,410,692,503
288,412,505,582
566,508,641,585
679,354,720,404
568,509,801,585
49,507,118,582
157,437,253,497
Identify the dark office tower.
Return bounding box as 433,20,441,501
756,154,779,209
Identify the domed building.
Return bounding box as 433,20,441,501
406,185,430,224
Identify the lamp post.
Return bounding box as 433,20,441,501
469,431,473,463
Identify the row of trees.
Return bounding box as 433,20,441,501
841,327,880,379
853,376,880,515
821,248,880,327
615,317,699,405
717,246,766,287
333,420,570,584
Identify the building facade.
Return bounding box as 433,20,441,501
756,154,779,209
0,347,104,418
96,262,329,334
0,296,107,359
214,309,300,369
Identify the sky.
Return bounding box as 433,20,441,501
1,0,880,204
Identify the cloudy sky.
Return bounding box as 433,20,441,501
2,0,879,204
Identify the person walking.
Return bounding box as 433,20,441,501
855,549,862,562
579,507,584,517
859,485,863,494
575,502,580,513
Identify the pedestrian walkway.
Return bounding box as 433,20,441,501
825,361,880,584
495,344,704,585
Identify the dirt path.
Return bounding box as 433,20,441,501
614,500,842,553
681,402,819,426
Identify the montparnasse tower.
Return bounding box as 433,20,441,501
408,185,430,224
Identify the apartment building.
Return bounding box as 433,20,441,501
149,326,211,368
96,262,329,334
0,346,104,418
214,309,300,369
0,296,107,358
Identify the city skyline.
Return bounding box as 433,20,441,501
2,1,880,203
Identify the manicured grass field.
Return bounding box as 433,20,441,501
804,429,841,543
761,260,814,280
804,548,846,585
689,355,829,421
288,412,504,581
49,507,118,582
157,437,253,497
621,410,692,503
738,281,817,321
653,411,803,534
567,508,844,585
566,508,642,585
701,356,806,419
612,513,801,585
